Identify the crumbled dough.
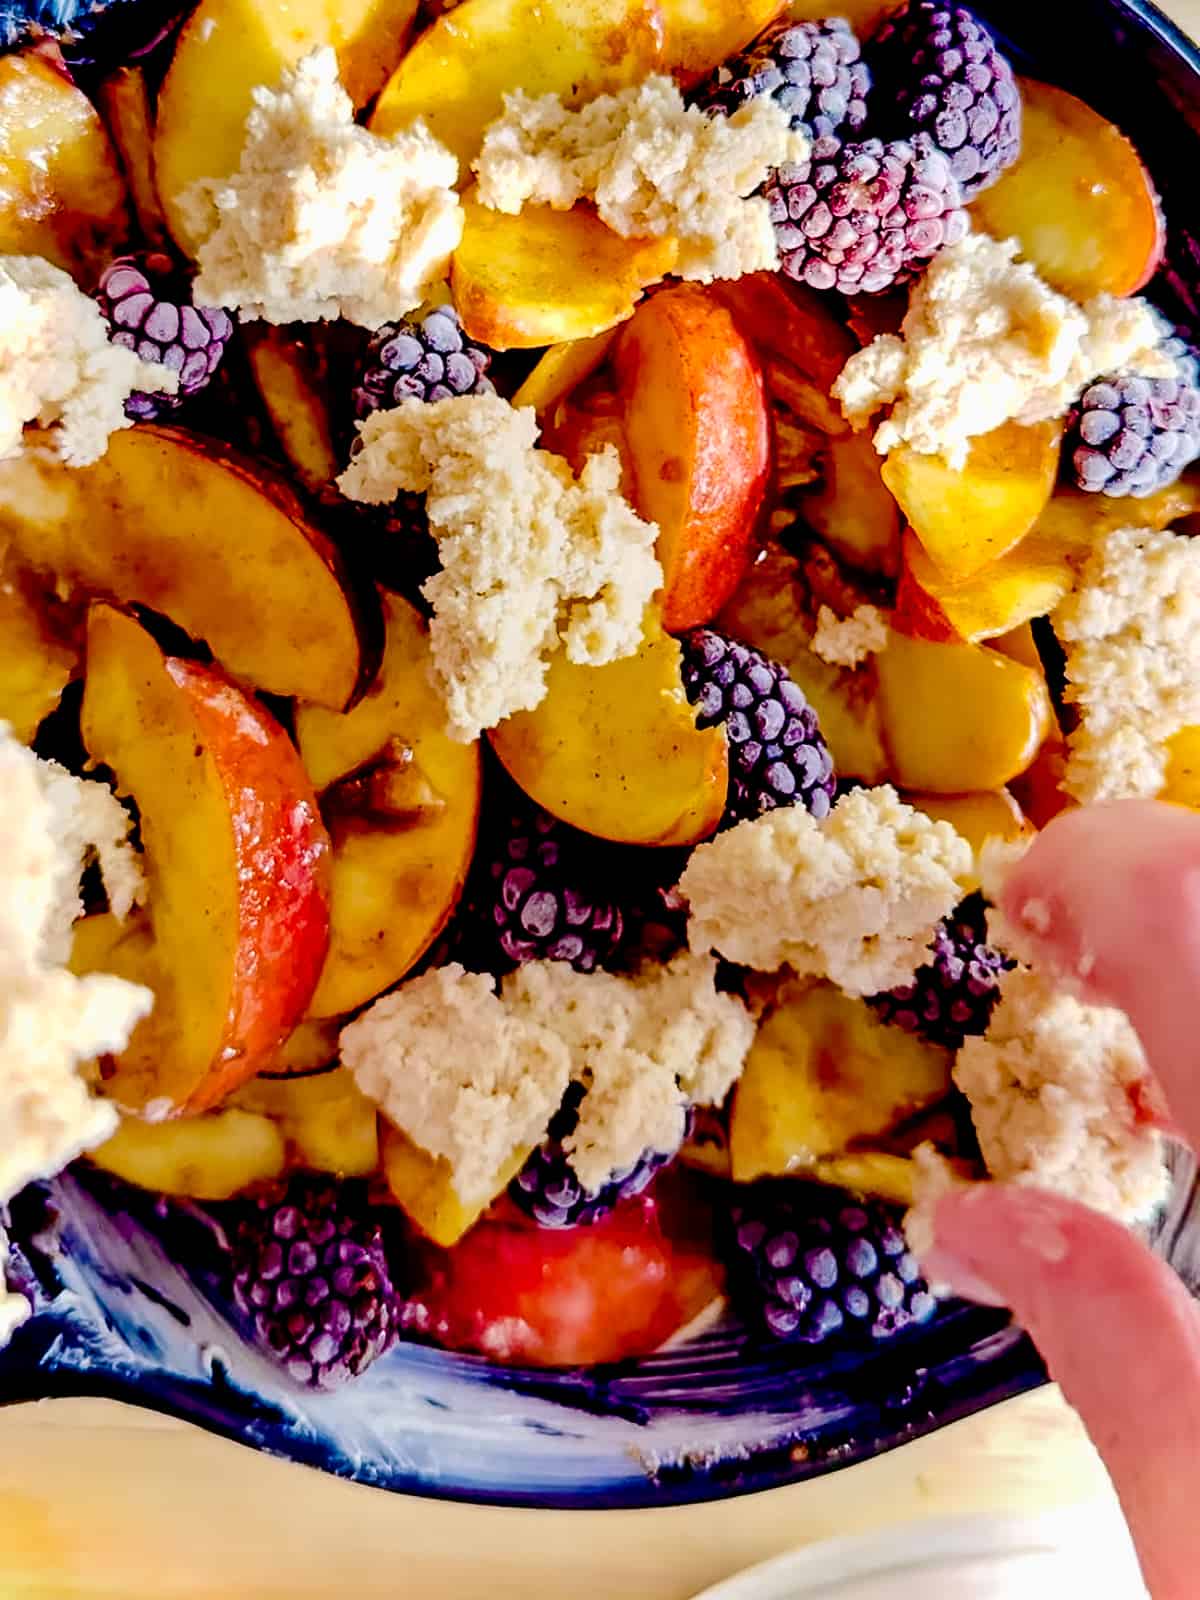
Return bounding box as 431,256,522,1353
339,964,571,1209
505,954,754,1192
0,255,176,466
811,604,889,669
833,233,1172,469
954,967,1168,1225
473,77,807,282
339,953,753,1203
680,785,972,994
181,48,463,328
1054,525,1200,804
338,392,662,740
0,724,154,1343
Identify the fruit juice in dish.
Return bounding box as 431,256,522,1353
0,0,1190,1388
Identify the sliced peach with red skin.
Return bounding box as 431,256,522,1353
0,51,130,277
875,628,1053,794
156,0,422,255
710,273,858,397
0,426,377,710
490,610,728,847
971,78,1164,301
883,419,1063,583
370,0,664,168
614,283,771,633
295,592,481,1018
453,199,676,349
80,605,331,1113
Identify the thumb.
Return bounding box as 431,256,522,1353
927,1185,1200,1600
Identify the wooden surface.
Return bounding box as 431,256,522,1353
5,2,1200,1593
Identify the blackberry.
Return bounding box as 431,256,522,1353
765,134,967,295
1,0,181,57
484,801,628,974
727,1181,937,1344
696,16,870,142
229,1176,399,1390
1066,373,1200,498
352,307,494,420
868,892,1013,1050
865,2,1020,200
681,628,835,823
509,1082,688,1228
96,253,233,421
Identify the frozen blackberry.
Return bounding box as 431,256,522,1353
230,1176,400,1390
865,1,1020,200
1066,373,1200,498
869,892,1013,1050
96,253,233,421
485,801,627,973
2,0,180,56
765,135,968,295
681,628,835,823
727,1182,937,1344
509,1082,689,1228
352,307,494,420
696,16,870,142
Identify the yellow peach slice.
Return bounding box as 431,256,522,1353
0,52,129,277
90,1109,287,1200
1034,478,1200,547
156,0,421,255
234,1069,379,1177
1163,728,1200,811
729,982,952,1183
511,329,619,415
1010,731,1073,831
906,789,1032,889
659,0,783,82
0,565,78,744
452,199,676,349
243,326,339,497
971,78,1164,301
803,429,903,576
897,526,1074,644
380,1120,529,1246
717,543,888,783
807,1153,919,1208
489,611,728,847
883,419,1063,582
988,622,1042,671
876,629,1053,794
369,0,663,168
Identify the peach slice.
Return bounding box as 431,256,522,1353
729,981,952,1183
786,0,897,31
369,0,663,168
0,51,130,277
90,1109,287,1199
1035,478,1200,546
295,592,481,1017
717,543,888,783
906,788,1032,889
490,610,728,846
0,564,78,744
156,0,421,256
876,628,1053,794
802,428,903,576
243,326,339,497
452,198,676,349
1009,731,1073,831
896,526,1074,644
234,1069,380,1177
0,426,376,709
659,0,783,82
710,274,858,398
80,605,332,1113
540,382,636,495
380,1120,530,1247
971,79,1164,301
988,621,1043,672
511,329,619,415
1162,727,1200,811
614,284,771,633
883,419,1063,582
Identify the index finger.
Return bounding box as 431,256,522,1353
995,799,1200,1151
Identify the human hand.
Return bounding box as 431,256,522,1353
924,801,1200,1599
